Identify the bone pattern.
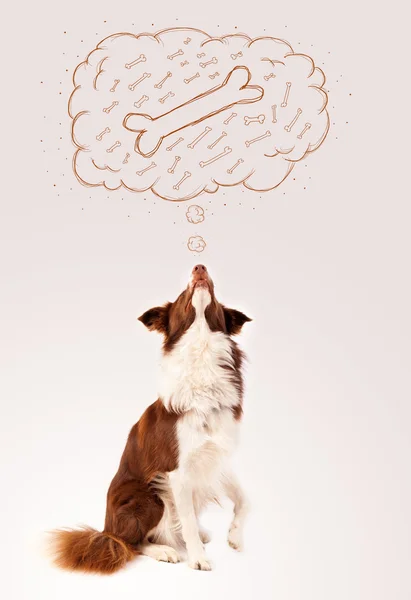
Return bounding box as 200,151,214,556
244,114,265,126
159,91,175,104
227,158,244,174
167,156,181,174
134,95,149,109
207,132,227,150
224,112,237,125
200,57,218,68
297,123,311,139
184,72,200,84
173,171,191,190
245,131,271,147
128,73,151,91
101,47,311,191
106,141,121,153
188,127,212,149
199,146,232,168
167,49,183,60
102,101,118,114
136,161,156,176
281,82,292,107
96,127,110,141
154,72,172,89
284,108,302,132
125,55,146,69
166,137,184,151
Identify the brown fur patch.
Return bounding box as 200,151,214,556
51,400,179,574
49,526,135,574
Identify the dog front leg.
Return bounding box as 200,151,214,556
223,470,249,551
169,472,211,571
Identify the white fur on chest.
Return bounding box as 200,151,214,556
158,292,240,416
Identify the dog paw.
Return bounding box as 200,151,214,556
142,544,180,563
227,525,243,551
189,557,212,571
199,529,211,544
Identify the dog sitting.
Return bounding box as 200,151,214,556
51,265,251,572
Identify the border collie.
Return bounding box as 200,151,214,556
51,265,251,572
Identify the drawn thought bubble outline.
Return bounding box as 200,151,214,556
69,27,330,201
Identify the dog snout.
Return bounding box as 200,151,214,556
192,264,207,275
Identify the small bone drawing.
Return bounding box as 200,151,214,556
244,114,265,126
199,146,232,168
110,79,120,92
207,131,227,149
197,53,206,58
167,49,183,60
125,54,146,69
128,73,151,91
166,137,184,151
297,122,312,139
136,161,156,176
183,38,191,45
167,156,181,174
231,52,243,60
122,153,130,164
96,127,110,141
154,72,172,89
209,72,220,79
159,91,175,104
264,73,275,81
124,66,263,157
134,95,149,109
187,127,211,150
227,158,244,174
180,60,189,67
173,171,191,190
184,72,200,84
200,57,218,68
271,104,277,123
245,131,271,147
284,108,302,132
103,101,118,114
187,126,212,149
224,112,237,125
106,141,121,153
281,82,292,107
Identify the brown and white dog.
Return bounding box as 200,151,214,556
51,265,251,572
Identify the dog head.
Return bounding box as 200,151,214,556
138,265,251,351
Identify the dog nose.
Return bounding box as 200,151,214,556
192,264,207,274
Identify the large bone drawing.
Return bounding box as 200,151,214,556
123,66,264,158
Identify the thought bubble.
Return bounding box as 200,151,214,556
70,28,329,201
186,205,205,224
187,235,207,252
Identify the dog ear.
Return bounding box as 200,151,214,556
223,307,252,336
138,304,170,334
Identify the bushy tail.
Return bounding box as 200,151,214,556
49,526,136,574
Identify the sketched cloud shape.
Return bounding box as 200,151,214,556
187,235,206,252
186,204,205,224
69,28,329,201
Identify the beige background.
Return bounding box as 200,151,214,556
1,1,410,599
